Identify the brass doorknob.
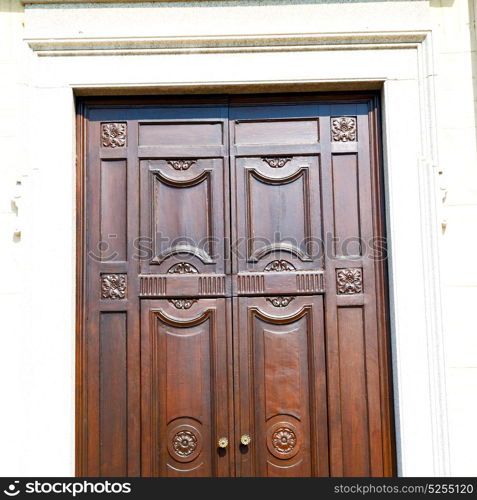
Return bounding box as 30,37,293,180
217,437,229,449
240,434,251,446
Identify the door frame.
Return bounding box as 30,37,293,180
75,91,395,476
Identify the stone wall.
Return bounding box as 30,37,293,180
431,0,477,477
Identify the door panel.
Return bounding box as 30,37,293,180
99,312,128,476
78,95,394,478
336,306,370,476
99,159,128,261
230,103,323,276
81,112,141,477
139,116,229,278
140,157,228,275
141,299,233,477
317,102,392,476
235,296,329,477
234,156,322,271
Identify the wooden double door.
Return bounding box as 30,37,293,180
77,94,394,477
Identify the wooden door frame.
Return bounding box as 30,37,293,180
75,91,396,477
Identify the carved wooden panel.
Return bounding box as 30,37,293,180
234,271,324,296
99,312,127,476
332,153,361,256
141,299,232,477
235,296,329,477
80,96,393,479
168,262,199,274
101,122,127,148
139,122,224,147
296,273,324,293
101,274,127,300
264,259,295,272
236,274,265,294
140,155,228,275
100,160,127,261
321,101,392,477
139,275,167,296
336,306,370,476
234,118,319,145
262,157,291,168
336,268,363,295
266,296,295,307
233,155,322,273
331,117,357,142
168,298,197,309
198,276,226,295
138,273,228,298
151,168,213,264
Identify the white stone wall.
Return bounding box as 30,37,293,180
0,0,76,477
431,0,477,477
0,0,22,476
0,0,476,477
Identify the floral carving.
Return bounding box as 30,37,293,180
167,159,197,171
336,268,363,294
101,123,126,148
101,274,127,300
272,427,297,454
331,117,357,142
172,430,198,458
262,157,292,168
167,262,199,274
169,299,197,309
266,296,295,308
264,260,296,272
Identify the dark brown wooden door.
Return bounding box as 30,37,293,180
138,106,234,476
77,94,394,478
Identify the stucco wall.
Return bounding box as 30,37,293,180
0,0,476,477
430,0,477,477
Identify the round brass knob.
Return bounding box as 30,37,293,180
240,434,251,446
217,437,228,449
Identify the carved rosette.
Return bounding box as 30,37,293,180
101,123,126,148
101,274,127,300
266,296,295,308
267,421,299,459
167,159,197,171
172,430,198,458
336,268,363,294
169,299,197,309
168,425,202,463
272,427,297,454
167,262,199,274
264,259,296,272
331,117,357,142
262,157,292,168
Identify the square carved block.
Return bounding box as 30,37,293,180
331,116,357,142
101,122,127,148
336,268,363,295
101,273,127,300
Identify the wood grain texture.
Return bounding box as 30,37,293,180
76,93,395,477
99,312,127,476
141,299,232,477
332,153,361,257
100,160,127,261
235,296,329,477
